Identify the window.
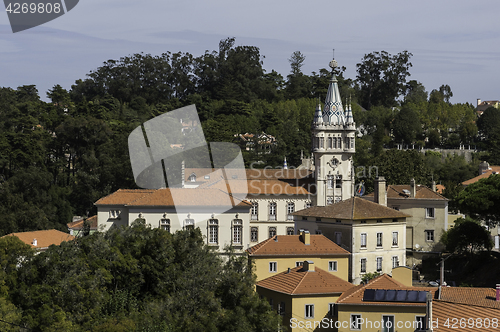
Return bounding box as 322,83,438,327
250,227,258,242
377,232,383,247
251,202,258,220
376,257,383,272
315,229,322,234
160,218,170,232
360,233,367,248
425,230,434,242
328,261,338,272
360,220,366,224
232,219,242,244
351,314,362,330
269,261,277,272
327,196,334,205
278,302,285,316
327,175,334,189
377,219,383,223
296,261,303,267
287,227,294,235
392,206,400,211
350,137,355,149
109,210,121,219
336,219,341,223
392,256,399,268
269,298,273,308
360,258,367,273
306,201,312,209
382,315,395,332
319,137,324,149
305,304,314,319
328,303,336,317
269,202,276,221
327,137,333,149
392,218,398,222
392,231,398,246
208,219,218,244
287,202,295,220
335,175,342,188
337,137,342,149
184,218,194,230
268,226,276,238
188,172,196,182
426,207,435,218
335,232,342,245
332,137,337,149
415,316,426,331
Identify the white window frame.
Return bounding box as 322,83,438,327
305,304,314,319
184,218,195,230
250,226,258,242
268,226,276,238
286,226,294,235
360,233,367,248
392,256,399,268
269,202,277,221
208,219,219,244
425,229,434,242
251,202,258,220
376,256,383,272
392,231,398,247
269,261,277,273
160,218,170,232
426,207,435,219
287,202,295,220
328,261,338,272
376,232,383,247
296,261,303,267
327,175,334,189
109,210,121,219
232,219,242,245
360,258,367,273
351,314,362,330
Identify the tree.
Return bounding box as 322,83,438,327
355,50,413,110
457,175,500,227
441,217,493,254
285,51,312,100
392,105,421,144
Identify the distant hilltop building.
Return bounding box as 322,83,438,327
236,132,277,154
476,98,499,116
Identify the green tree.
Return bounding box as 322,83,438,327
441,217,493,254
456,175,500,227
392,105,421,144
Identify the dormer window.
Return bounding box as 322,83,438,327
109,210,121,219
188,173,197,182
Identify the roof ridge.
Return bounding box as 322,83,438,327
290,268,309,294
247,236,276,254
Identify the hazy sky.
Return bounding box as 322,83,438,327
1,0,499,104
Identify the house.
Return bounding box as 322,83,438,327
2,229,75,252
336,273,436,332
293,196,409,284
67,215,98,236
462,161,500,186
363,177,449,267
247,231,350,282
476,99,499,116
256,260,353,331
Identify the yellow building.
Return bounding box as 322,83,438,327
247,231,350,282
256,261,353,331
336,274,436,332
294,196,409,284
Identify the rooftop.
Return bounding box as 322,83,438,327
67,215,98,230
433,300,500,332
256,265,353,295
365,184,447,200
292,197,410,220
247,234,349,256
439,287,500,309
3,229,75,249
462,166,500,186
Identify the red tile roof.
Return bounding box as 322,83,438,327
433,300,500,332
439,287,500,309
246,168,313,180
365,184,447,200
67,215,98,230
257,266,353,295
337,274,436,306
247,234,350,256
3,229,75,249
462,167,500,186
292,197,410,220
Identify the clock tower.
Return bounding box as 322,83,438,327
312,58,356,206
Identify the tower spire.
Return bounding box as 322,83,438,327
323,55,346,125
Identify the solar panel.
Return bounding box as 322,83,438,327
406,290,418,302
417,291,428,302
385,289,397,301
396,290,407,302
363,289,375,301
374,289,386,301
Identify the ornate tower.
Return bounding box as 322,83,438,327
312,58,356,206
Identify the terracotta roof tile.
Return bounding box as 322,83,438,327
247,234,350,256
365,184,447,200
439,287,500,309
462,168,500,186
433,300,500,332
246,168,313,180
3,229,75,249
337,274,436,306
67,215,98,230
95,189,155,205
257,266,353,295
292,197,410,220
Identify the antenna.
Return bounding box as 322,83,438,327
332,48,335,59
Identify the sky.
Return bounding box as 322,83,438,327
1,0,499,104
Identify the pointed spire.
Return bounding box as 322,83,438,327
283,156,288,170
323,57,346,125
313,101,323,125
345,95,354,124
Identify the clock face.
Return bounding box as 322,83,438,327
329,157,339,168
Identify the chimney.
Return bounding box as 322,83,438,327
287,267,291,274
496,284,500,301
477,98,482,107
181,160,185,188
432,181,436,192
479,161,490,175
300,230,310,245
410,178,416,198
426,292,433,331
374,177,387,206
32,238,37,246
303,261,315,272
